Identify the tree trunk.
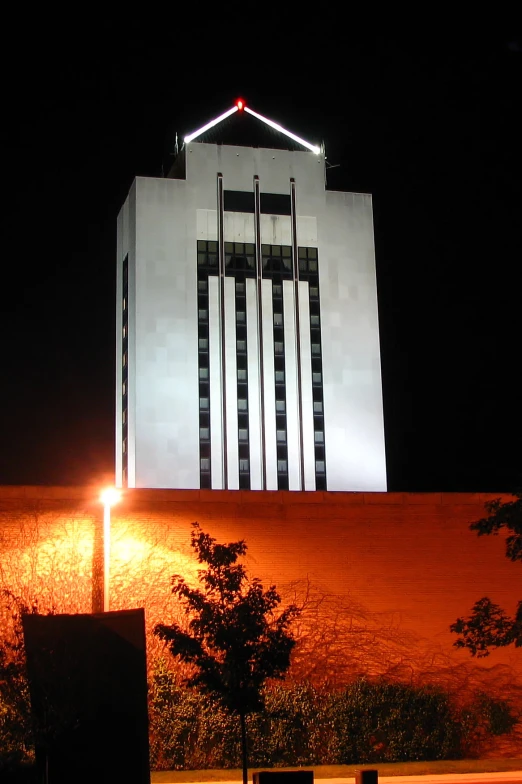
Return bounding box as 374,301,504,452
240,711,248,784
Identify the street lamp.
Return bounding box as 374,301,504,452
100,488,121,612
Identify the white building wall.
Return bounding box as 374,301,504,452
133,177,200,488
116,141,386,491
320,191,386,490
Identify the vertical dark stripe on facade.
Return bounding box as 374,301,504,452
122,253,129,488
290,179,305,489
197,242,212,488
261,244,293,490
254,176,266,489
235,275,250,489
299,247,327,490
217,173,228,488
272,279,289,490
224,242,255,489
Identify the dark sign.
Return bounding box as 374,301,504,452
22,609,150,784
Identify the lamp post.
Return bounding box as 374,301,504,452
100,488,121,612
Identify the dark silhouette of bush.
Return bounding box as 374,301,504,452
330,679,462,763
0,592,36,777
148,668,518,770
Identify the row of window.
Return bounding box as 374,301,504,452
199,456,325,476
197,312,322,335
196,399,324,422
196,240,320,278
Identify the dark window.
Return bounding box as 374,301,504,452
224,190,291,216
262,245,292,278
224,190,255,213
260,193,291,215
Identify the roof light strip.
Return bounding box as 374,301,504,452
184,105,239,144
244,106,321,155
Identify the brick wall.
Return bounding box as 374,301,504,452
0,487,519,676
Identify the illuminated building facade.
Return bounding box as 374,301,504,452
116,102,386,491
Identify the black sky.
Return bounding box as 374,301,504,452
1,26,521,491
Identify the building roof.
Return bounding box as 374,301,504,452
184,100,322,155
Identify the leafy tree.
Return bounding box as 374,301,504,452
451,491,522,656
0,591,38,777
154,523,299,784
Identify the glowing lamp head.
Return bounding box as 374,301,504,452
100,488,121,507
236,99,245,111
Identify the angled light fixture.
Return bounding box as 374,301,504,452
243,105,321,155
184,99,321,154
184,105,239,145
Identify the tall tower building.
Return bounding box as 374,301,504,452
116,101,386,491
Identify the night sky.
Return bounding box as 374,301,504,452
1,28,521,492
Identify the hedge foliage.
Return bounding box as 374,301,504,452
0,591,519,774
148,659,518,770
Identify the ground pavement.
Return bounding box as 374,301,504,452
151,774,522,784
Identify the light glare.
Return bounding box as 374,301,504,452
244,106,321,154
184,106,239,144
100,487,121,507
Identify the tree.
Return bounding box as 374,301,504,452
0,591,35,775
154,523,299,784
450,491,522,656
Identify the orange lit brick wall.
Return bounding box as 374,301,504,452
0,487,520,676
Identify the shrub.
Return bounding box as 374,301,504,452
149,659,242,770
460,691,519,757
330,679,462,763
0,592,35,776
248,682,332,766
150,674,502,768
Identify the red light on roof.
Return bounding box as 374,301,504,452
236,99,245,111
